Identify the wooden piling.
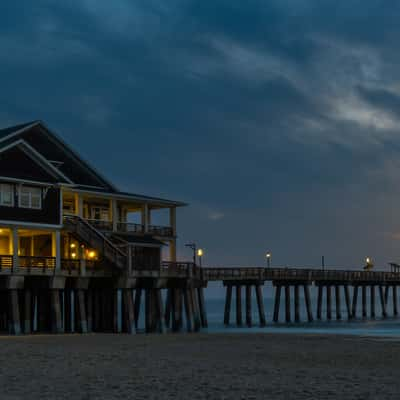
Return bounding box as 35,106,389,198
64,289,72,332
51,290,63,333
155,289,165,333
335,285,341,320
224,285,232,326
236,285,243,326
362,286,367,318
173,288,183,332
165,289,171,328
294,285,300,323
303,285,313,322
134,288,142,329
24,289,32,334
255,285,266,326
326,285,332,320
77,290,88,333
9,290,21,335
246,285,252,327
344,285,352,319
197,287,208,328
86,289,93,333
370,285,375,318
352,285,358,318
190,288,201,332
385,285,389,305
273,285,281,323
393,286,398,316
317,285,323,320
145,289,152,333
285,285,291,323
183,288,194,332
379,285,387,318
123,289,136,334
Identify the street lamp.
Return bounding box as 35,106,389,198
197,248,204,267
266,252,271,268
364,257,373,271
185,242,197,265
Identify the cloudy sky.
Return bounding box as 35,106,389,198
1,1,400,268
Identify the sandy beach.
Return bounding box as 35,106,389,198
0,333,398,399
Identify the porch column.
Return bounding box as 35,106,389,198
74,193,83,217
111,199,118,232
169,207,177,236
52,231,61,271
12,228,18,270
169,239,177,262
142,204,149,232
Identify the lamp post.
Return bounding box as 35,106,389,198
266,252,271,268
185,242,197,265
197,248,204,267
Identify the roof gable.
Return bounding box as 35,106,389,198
0,121,116,190
0,140,68,184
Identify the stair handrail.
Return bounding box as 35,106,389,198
64,215,127,262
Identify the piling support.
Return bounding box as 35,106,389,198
285,285,291,323
294,285,300,323
352,285,358,318
255,285,266,326
224,285,232,326
145,289,152,333
385,286,389,305
123,289,136,334
9,290,21,335
303,284,313,322
155,289,165,334
197,287,208,328
344,285,351,319
24,289,32,334
64,289,72,332
77,290,88,333
183,288,194,332
326,285,332,320
317,285,323,320
173,288,183,332
86,289,93,333
362,286,367,318
370,285,375,318
165,289,172,328
236,285,243,326
51,290,63,333
246,285,252,327
393,286,398,316
134,288,142,329
379,285,387,318
335,285,341,320
191,288,201,332
273,285,281,323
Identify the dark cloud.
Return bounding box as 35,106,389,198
1,1,400,267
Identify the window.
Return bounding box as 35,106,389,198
19,186,42,209
0,184,14,207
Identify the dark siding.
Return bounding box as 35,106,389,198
0,187,60,225
0,147,59,183
20,126,114,189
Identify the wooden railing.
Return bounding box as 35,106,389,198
0,255,13,269
117,222,145,234
64,215,127,269
61,258,81,274
148,225,174,237
200,267,400,283
84,218,113,231
19,256,56,270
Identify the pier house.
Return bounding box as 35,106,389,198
0,121,207,334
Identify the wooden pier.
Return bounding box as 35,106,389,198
0,265,399,334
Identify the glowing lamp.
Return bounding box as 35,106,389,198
88,250,96,259
70,243,76,249
71,252,77,258
197,248,204,257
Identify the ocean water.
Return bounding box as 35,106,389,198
202,283,400,337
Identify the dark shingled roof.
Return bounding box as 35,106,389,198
0,121,39,139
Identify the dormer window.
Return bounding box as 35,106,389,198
0,184,14,207
19,186,42,209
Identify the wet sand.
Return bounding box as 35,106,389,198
0,333,399,399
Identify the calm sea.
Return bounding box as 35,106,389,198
203,282,400,337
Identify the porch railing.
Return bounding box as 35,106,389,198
0,255,13,269
84,218,113,231
19,256,56,269
148,225,174,237
117,222,145,234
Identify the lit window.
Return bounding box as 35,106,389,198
0,184,14,207
19,186,42,209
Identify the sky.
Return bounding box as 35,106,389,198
1,1,400,268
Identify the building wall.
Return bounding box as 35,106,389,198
0,187,61,225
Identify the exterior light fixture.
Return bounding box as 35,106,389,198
197,248,204,267
88,250,96,259
71,252,77,259
266,252,271,268
70,243,76,249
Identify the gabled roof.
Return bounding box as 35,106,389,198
0,120,187,207
0,121,39,139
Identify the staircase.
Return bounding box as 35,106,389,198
63,215,127,270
